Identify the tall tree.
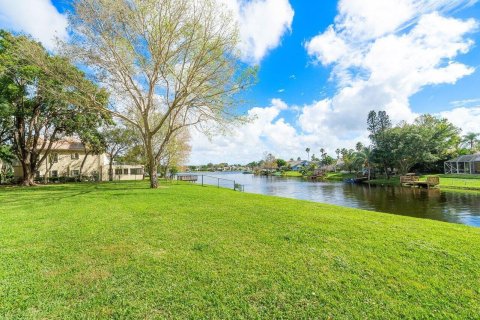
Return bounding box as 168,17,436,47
354,146,374,179
341,148,356,173
367,110,393,178
462,132,479,153
0,31,109,186
263,153,278,171
64,0,255,188
305,148,310,161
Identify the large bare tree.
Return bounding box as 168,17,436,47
65,0,255,188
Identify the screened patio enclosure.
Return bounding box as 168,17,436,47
444,154,480,174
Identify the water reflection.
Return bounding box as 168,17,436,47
194,172,480,227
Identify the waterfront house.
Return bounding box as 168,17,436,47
288,160,310,171
444,153,480,174
12,139,144,182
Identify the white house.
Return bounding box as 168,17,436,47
12,139,144,182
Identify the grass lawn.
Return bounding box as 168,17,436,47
324,172,356,181
281,170,303,177
368,174,480,191
1,182,480,318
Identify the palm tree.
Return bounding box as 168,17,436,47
341,149,356,173
355,142,364,152
354,146,374,180
462,132,479,153
305,148,310,161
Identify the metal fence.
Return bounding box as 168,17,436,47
175,174,244,191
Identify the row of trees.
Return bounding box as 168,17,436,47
300,111,478,178
1,0,250,188
334,111,477,178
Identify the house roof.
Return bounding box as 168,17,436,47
445,153,480,163
288,160,310,167
37,138,85,151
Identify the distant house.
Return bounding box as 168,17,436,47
444,154,480,174
288,160,310,171
12,138,144,182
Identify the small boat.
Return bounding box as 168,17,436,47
243,171,253,174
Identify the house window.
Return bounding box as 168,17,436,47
71,170,80,177
124,169,129,175
71,153,79,160
130,168,143,175
51,170,58,178
51,153,58,163
35,171,40,178
115,168,123,175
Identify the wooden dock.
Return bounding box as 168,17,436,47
401,176,440,189
177,175,198,182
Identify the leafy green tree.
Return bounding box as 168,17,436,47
367,110,394,178
77,127,107,180
354,146,374,179
276,159,287,168
0,31,109,185
388,115,460,175
104,127,135,181
341,148,356,173
462,132,479,153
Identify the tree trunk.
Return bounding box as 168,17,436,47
383,163,389,179
148,156,158,188
21,163,36,186
145,136,159,189
80,151,91,182
109,158,114,182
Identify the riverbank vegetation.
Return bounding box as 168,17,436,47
237,110,479,187
1,181,480,318
369,174,480,191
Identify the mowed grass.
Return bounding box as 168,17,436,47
369,174,480,191
1,182,480,319
281,170,303,177
434,174,480,190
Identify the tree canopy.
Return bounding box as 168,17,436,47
64,0,256,188
0,31,109,185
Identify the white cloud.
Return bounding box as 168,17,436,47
450,98,480,108
440,107,480,134
189,99,298,164
303,0,477,135
0,0,67,50
222,0,294,63
188,1,479,164
189,99,361,164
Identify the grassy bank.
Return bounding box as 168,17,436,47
324,172,356,181
281,171,355,180
281,170,303,177
1,182,480,318
368,174,480,191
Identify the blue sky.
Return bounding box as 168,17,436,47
1,0,480,164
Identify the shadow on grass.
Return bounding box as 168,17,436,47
0,181,156,208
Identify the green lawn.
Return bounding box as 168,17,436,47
324,172,356,181
368,174,480,191
281,170,303,177
1,182,480,318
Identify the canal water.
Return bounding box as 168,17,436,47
191,172,480,227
